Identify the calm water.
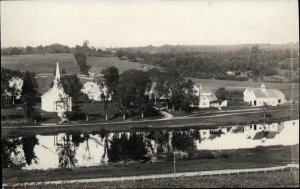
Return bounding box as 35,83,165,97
2,120,299,170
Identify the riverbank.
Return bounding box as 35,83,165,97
2,105,299,137
2,145,299,183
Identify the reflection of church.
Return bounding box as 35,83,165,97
41,62,72,112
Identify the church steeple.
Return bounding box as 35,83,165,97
54,62,61,87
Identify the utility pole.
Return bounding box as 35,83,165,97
173,151,176,178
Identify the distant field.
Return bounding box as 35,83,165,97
1,53,80,74
87,56,163,74
2,54,298,100
189,77,299,100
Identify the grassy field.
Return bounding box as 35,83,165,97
2,145,299,183
189,77,299,100
6,171,299,188
1,53,80,74
87,56,163,74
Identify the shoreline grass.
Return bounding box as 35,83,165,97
4,171,299,188
2,145,299,183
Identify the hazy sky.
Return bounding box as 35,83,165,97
1,0,299,48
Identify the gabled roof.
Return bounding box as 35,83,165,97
207,94,218,101
252,132,265,140
41,86,68,99
265,131,277,139
246,87,284,98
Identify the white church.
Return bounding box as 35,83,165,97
41,62,72,112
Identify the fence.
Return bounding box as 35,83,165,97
2,164,298,188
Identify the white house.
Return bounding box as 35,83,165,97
195,85,227,109
243,83,286,106
81,81,111,101
41,62,72,112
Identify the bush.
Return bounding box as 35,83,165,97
220,153,230,158
7,115,25,120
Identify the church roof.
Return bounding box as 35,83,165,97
41,86,68,99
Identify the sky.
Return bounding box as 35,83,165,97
1,0,299,48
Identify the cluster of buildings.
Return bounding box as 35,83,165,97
5,62,287,113
41,62,110,112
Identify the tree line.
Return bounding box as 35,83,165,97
114,45,299,81
1,42,113,57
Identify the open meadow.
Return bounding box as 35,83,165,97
1,53,80,74
87,56,163,74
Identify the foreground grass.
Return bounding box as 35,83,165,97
2,145,298,183
4,171,299,188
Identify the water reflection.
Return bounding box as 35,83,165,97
1,120,298,170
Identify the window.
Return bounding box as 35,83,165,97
278,99,281,103
254,125,257,130
254,100,256,105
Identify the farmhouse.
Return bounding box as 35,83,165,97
81,81,111,101
195,85,227,109
41,62,72,112
243,83,286,106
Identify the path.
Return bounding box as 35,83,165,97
2,108,294,129
2,164,298,187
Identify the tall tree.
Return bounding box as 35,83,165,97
73,44,90,75
21,71,38,122
101,66,119,101
115,70,150,119
61,74,83,103
101,66,119,120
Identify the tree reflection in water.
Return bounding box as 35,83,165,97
107,132,147,162
172,130,197,152
1,138,24,168
21,136,39,165
56,135,78,168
